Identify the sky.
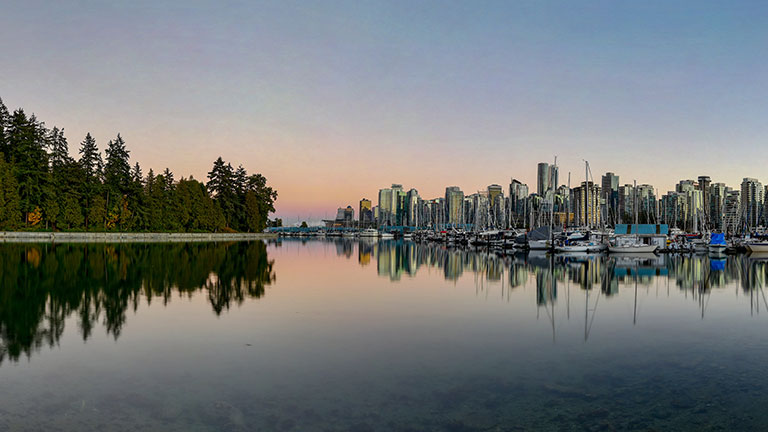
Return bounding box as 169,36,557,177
2,0,768,224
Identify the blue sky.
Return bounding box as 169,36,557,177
2,1,768,221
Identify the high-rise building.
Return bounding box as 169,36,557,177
391,184,405,226
445,186,464,227
487,184,504,229
601,172,620,224
537,163,550,196
343,206,354,225
710,183,727,230
741,178,763,230
573,181,601,227
509,179,529,228
359,198,373,227
405,189,421,227
724,190,741,233
619,184,634,223
698,176,711,224
377,187,393,226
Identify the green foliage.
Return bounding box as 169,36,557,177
0,155,21,229
0,97,277,232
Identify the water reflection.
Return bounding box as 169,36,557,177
0,241,274,364
277,238,768,323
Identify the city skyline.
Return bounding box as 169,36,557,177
4,2,768,222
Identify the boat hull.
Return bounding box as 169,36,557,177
747,243,768,253
609,245,657,253
556,246,588,253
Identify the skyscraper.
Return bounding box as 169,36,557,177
741,178,763,230
377,187,393,227
537,163,550,196
359,198,372,227
508,179,529,228
698,176,711,225
601,172,619,224
445,186,464,227
487,184,504,229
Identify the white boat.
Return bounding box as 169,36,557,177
747,242,768,253
379,232,394,239
585,242,608,253
609,244,658,253
609,236,657,253
528,239,550,250
359,229,379,238
556,244,588,253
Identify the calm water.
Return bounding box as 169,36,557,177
2,239,768,431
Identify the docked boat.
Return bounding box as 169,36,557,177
747,241,768,253
359,228,379,238
707,233,727,255
609,236,657,253
555,243,588,253
379,232,395,239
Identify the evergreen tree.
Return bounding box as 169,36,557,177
78,133,102,227
104,133,131,199
6,109,49,217
0,97,9,160
0,155,21,229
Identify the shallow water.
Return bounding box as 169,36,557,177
1,239,768,431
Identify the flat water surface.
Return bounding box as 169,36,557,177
1,239,767,431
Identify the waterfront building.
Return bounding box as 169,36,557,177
509,179,529,228
710,183,727,230
740,178,763,230
572,181,601,227
344,206,354,225
445,186,464,228
487,184,505,229
698,176,712,225
724,190,741,234
537,163,551,197
636,184,657,224
602,172,620,225
377,187,393,227
405,189,421,227
619,184,634,223
359,198,373,227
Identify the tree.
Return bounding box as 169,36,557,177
6,109,48,217
207,157,237,229
300,221,308,228
244,191,262,232
78,133,102,227
104,133,131,203
0,155,21,229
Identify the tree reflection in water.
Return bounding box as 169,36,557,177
0,241,274,364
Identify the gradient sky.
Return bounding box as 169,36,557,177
2,1,768,223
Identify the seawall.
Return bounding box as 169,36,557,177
0,232,278,243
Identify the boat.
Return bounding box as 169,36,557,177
379,232,395,239
528,239,550,250
707,233,727,255
609,236,657,253
359,228,379,238
555,243,588,253
746,241,768,253
585,242,608,253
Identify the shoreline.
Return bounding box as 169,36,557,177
0,232,277,243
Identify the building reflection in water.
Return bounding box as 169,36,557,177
301,238,768,322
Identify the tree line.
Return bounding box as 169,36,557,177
0,97,277,232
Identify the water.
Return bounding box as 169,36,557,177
1,239,768,431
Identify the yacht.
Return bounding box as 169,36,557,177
359,229,379,238
707,233,727,255
609,236,657,253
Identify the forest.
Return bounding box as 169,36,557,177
0,97,277,232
